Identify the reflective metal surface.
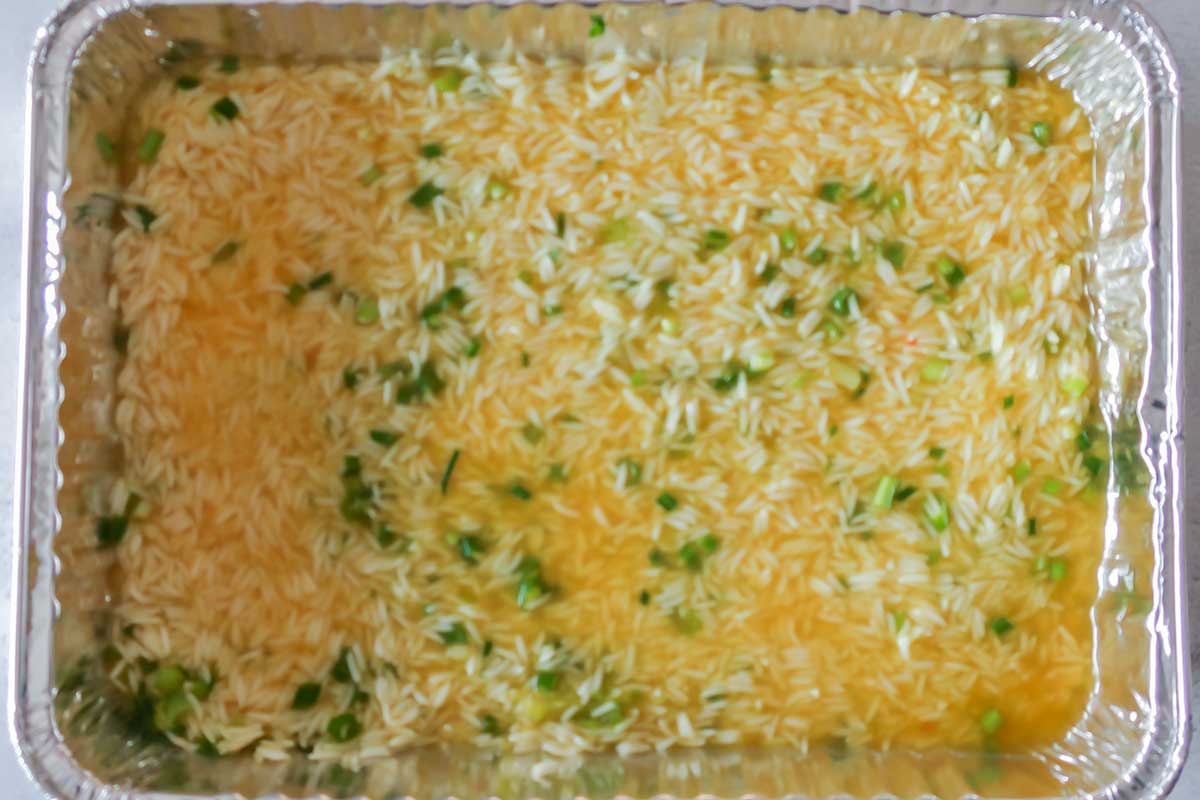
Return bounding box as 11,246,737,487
4,1,1195,798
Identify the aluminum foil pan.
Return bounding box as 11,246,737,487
12,0,1185,798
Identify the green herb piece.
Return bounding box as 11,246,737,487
210,97,239,120
980,707,1004,735
671,609,703,635
702,228,731,252
409,181,443,209
175,75,200,90
153,690,192,733
1011,461,1031,482
514,556,552,608
440,449,460,495
331,648,353,683
818,181,844,203
520,351,531,367
872,476,899,509
1031,121,1053,147
656,492,679,511
342,367,364,389
137,129,165,163
354,297,379,325
828,287,857,317
486,178,510,200
433,68,464,93
113,326,130,354
921,358,948,383
618,458,642,486
935,256,966,287
285,284,307,305
1009,284,1030,304
437,622,468,645
133,204,157,232
779,297,797,318
886,192,906,211
649,548,670,568
463,338,482,358
211,241,239,263
713,361,747,392
420,142,444,159
990,617,1014,636
588,15,605,37
218,55,239,74
1027,518,1038,536
1076,429,1093,452
292,683,321,710
1006,59,1020,87
1048,558,1068,581
1083,455,1105,478
924,493,950,532
881,241,906,269
638,590,651,605
930,446,946,459
97,515,129,547
759,263,780,284
482,640,493,657
1003,394,1015,409
508,482,533,501
151,665,185,697
598,217,629,244
368,429,398,447
778,226,798,253
95,132,116,163
894,485,918,503
360,164,383,186
449,532,486,565
977,351,994,362
1062,376,1088,398
376,525,408,550
890,610,907,631
301,272,331,291
926,550,942,566
535,671,560,692
1041,477,1062,496
327,713,361,742
805,246,829,266
547,463,568,483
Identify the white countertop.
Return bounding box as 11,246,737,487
0,1,1195,797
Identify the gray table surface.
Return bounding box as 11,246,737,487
0,1,1196,797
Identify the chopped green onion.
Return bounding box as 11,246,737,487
890,610,906,631
921,358,948,383
448,532,486,564
1083,455,1105,478
881,241,906,269
354,298,379,325
175,75,200,90
977,350,994,362
211,241,239,263
433,68,464,93
543,303,563,317
547,462,568,483
342,367,363,389
331,648,354,683
1031,121,1052,147
924,493,950,531
218,54,239,74
630,369,647,387
396,361,445,403
285,284,307,304
292,683,321,710
1011,461,1031,482
521,423,545,445
618,458,642,486
872,476,899,509
1062,376,1088,398
930,446,946,459
778,227,798,253
437,622,468,645
210,97,239,120
508,482,533,501
420,142,444,159
671,609,702,635
1048,558,1068,581
369,429,398,447
1041,478,1062,496
828,287,857,317
990,617,1014,636
1075,429,1093,452
150,665,185,697
886,192,906,211
360,164,383,186
305,272,332,290
757,264,781,285
133,204,157,232
137,129,165,163
805,246,829,266
486,178,510,200
1027,518,1038,536
818,181,844,203
97,515,129,547
482,640,493,657
535,671,560,692
599,217,629,244
463,338,482,358
327,713,361,742
588,15,605,37
153,690,192,732
894,485,918,503
514,556,551,608
409,181,443,209
437,449,460,495
778,297,797,318
1006,59,1020,87
712,361,747,392
638,590,651,605
479,713,502,735
656,492,679,511
95,132,116,163
702,228,731,252
980,708,1004,735
1003,395,1015,409
520,351,531,367
926,550,942,566
935,256,966,287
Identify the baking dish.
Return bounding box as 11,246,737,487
12,0,1185,798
